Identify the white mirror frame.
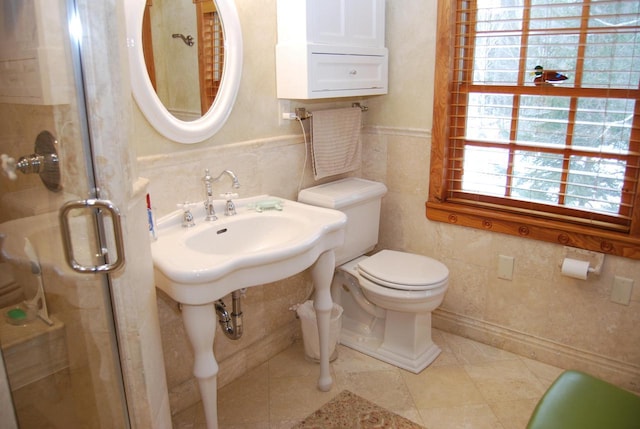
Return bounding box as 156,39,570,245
126,0,243,144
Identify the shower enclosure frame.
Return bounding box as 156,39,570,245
0,0,170,427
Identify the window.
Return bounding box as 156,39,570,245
428,0,640,259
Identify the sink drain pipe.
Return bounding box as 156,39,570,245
215,289,244,340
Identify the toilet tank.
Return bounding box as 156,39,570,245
298,178,387,265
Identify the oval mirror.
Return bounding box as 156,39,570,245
126,0,243,144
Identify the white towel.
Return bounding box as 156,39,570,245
310,107,362,180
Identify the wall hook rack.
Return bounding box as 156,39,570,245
172,33,194,47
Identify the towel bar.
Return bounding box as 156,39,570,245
296,104,368,121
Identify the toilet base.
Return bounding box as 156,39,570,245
339,311,441,373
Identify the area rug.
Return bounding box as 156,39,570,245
292,390,425,429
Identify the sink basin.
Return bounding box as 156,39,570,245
151,195,346,305
151,194,346,428
184,215,304,255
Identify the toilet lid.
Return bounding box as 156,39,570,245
357,250,449,290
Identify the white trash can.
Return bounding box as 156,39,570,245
296,300,343,362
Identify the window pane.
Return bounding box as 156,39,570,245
582,33,640,89
517,96,570,146
530,0,583,30
473,0,524,84
573,98,635,152
473,35,522,84
566,156,626,214
476,0,524,32
462,146,509,196
526,34,578,85
466,94,514,142
512,151,564,203
589,0,640,28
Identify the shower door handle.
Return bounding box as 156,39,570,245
59,199,126,274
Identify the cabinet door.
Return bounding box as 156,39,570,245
309,0,384,48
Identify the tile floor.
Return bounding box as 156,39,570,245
173,329,565,428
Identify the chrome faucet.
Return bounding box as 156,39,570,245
202,169,217,221
202,169,241,220
216,169,241,189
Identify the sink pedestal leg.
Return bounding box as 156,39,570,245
182,303,219,429
311,250,335,392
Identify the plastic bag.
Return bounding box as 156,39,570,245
295,300,343,362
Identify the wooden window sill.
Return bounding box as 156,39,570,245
426,200,640,260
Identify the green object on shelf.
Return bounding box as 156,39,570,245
7,308,27,320
527,370,640,429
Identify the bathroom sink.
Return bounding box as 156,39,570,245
184,215,304,255
151,195,346,305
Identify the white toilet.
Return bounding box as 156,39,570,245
298,178,449,373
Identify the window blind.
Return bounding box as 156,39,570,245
447,0,640,231
196,0,224,114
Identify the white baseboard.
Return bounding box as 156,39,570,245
433,308,640,393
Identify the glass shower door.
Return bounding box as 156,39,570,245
0,0,130,427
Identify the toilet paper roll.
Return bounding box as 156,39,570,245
561,258,590,280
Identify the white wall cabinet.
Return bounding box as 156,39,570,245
276,0,388,99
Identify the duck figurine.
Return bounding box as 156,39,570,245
533,65,568,85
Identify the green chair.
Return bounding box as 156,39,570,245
527,370,640,429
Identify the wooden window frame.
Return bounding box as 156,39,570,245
195,0,224,115
427,0,640,260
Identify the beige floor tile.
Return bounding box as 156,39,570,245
223,423,271,429
490,399,539,429
269,419,302,429
464,359,546,403
171,402,201,429
519,356,565,388
431,347,463,368
442,331,520,365
419,404,506,429
217,363,270,426
402,365,486,409
172,331,561,428
336,369,415,413
268,341,320,379
269,374,340,422
331,344,399,374
338,367,423,425
431,327,462,367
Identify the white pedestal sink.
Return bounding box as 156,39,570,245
151,196,346,429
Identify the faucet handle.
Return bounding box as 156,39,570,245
220,193,238,216
177,202,196,227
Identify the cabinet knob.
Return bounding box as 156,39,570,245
349,69,358,75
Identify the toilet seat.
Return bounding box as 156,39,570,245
357,250,449,291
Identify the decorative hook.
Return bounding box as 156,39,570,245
172,33,194,47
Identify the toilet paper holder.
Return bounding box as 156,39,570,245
561,247,605,276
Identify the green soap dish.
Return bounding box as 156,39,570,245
5,306,36,325
251,199,284,212
7,308,26,320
